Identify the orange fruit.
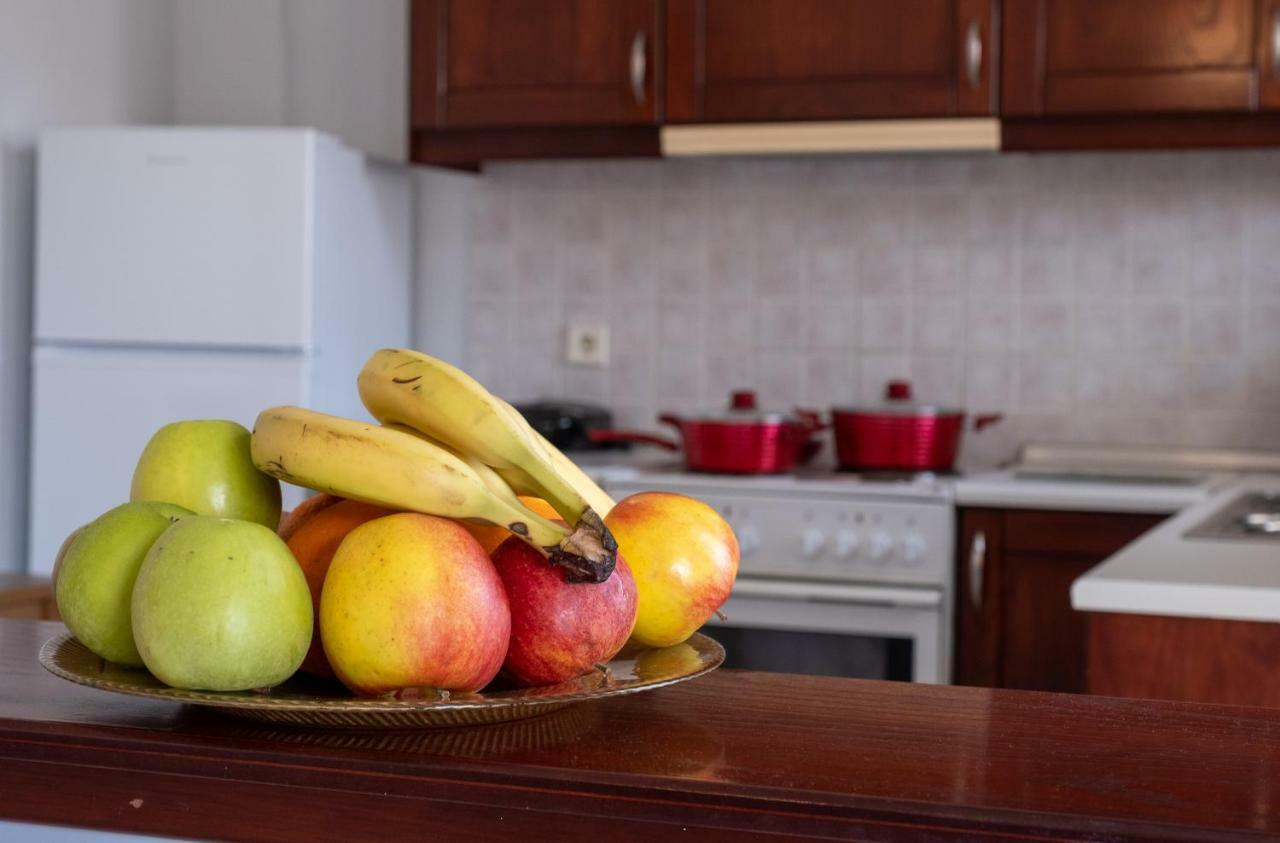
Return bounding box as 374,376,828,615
277,493,343,541
286,499,396,677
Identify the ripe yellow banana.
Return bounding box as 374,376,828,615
496,418,615,518
357,348,617,582
250,407,571,551
384,421,531,512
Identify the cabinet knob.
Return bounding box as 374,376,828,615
965,19,982,91
1272,8,1280,78
969,530,987,611
630,31,647,104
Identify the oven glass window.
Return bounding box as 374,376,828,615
701,626,913,682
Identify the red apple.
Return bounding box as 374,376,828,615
491,536,638,686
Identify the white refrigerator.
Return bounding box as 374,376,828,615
28,128,413,575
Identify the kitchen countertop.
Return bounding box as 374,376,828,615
580,450,1224,513
952,469,1220,514
1072,477,1280,622
5,618,1280,841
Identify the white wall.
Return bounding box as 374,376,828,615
0,0,175,574
173,0,407,162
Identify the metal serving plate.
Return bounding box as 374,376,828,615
40,632,723,730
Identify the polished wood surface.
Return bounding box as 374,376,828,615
1004,510,1164,559
1260,0,1280,108
1003,0,1260,115
1002,112,1280,149
954,508,1165,693
410,0,660,129
5,619,1280,841
1002,551,1098,693
411,126,660,167
1089,611,1280,707
667,0,997,123
0,575,56,621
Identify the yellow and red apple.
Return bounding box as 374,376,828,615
605,492,738,648
319,512,510,695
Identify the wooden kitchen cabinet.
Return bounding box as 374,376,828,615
954,508,1164,693
667,0,998,122
1088,611,1280,706
409,0,663,165
0,576,57,621
1003,0,1280,149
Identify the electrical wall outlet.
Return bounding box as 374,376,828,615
565,322,610,367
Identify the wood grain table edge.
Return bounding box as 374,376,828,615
0,719,1263,843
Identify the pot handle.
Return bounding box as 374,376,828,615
794,408,830,432
657,413,682,430
587,430,681,451
973,413,1004,431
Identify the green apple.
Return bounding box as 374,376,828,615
55,502,192,666
50,523,87,592
131,420,281,528
131,516,312,691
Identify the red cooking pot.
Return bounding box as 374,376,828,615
832,380,1002,472
589,391,825,474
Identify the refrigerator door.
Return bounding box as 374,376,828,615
35,129,313,349
28,346,308,575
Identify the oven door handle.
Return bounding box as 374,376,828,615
730,579,943,609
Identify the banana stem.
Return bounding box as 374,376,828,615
548,507,617,584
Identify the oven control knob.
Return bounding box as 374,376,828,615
834,530,859,560
867,531,894,563
801,528,826,559
900,534,928,565
737,524,761,557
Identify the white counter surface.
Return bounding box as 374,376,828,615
952,469,1219,514
1071,476,1280,623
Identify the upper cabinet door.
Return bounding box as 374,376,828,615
411,0,661,129
666,0,998,122
1004,0,1270,115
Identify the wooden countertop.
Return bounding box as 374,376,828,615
3,619,1278,842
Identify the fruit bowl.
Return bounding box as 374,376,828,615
39,632,724,730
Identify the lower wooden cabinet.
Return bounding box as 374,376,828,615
1088,612,1280,707
0,576,58,621
954,508,1164,693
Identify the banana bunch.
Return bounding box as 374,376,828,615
357,348,618,582
249,349,619,583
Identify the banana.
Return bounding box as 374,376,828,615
250,407,571,552
357,348,617,583
384,422,531,512
494,420,615,519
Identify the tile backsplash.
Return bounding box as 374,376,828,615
460,151,1280,467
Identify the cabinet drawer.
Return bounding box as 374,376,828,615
1004,510,1165,557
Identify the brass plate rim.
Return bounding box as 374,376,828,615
39,632,725,721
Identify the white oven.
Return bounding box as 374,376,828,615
600,470,954,684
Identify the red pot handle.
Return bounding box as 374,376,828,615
658,413,682,430
794,408,830,433
587,430,681,451
973,413,1004,431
